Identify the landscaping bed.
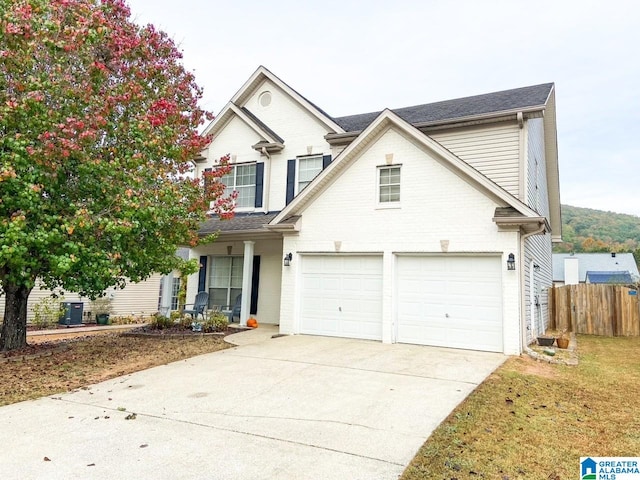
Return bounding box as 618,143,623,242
0,333,231,406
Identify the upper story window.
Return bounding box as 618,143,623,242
378,165,401,204
286,154,331,205
297,155,323,193
221,163,256,209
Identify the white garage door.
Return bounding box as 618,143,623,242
397,256,503,352
300,255,383,340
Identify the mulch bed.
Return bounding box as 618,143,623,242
2,325,247,361
122,325,249,339
0,338,75,363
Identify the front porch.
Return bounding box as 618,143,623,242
186,233,284,327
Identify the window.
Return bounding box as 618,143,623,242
157,276,181,311
378,166,401,203
170,277,181,310
221,163,256,209
297,155,323,193
208,256,244,309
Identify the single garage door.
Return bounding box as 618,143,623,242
397,255,503,352
300,255,383,340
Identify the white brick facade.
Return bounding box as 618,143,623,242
188,66,560,355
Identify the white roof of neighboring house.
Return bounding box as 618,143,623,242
552,253,640,283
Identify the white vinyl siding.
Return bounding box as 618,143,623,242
526,118,549,216
431,123,520,196
6,275,163,322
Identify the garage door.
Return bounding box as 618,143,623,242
300,255,383,340
397,256,503,352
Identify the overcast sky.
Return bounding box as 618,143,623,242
127,0,640,216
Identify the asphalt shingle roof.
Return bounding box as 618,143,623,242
585,271,635,284
241,107,285,144
199,212,280,235
553,253,640,283
333,83,554,132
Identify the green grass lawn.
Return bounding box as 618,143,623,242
401,335,640,479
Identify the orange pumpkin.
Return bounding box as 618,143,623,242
246,318,258,328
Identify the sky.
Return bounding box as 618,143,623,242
126,0,640,216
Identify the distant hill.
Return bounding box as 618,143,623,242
554,205,640,257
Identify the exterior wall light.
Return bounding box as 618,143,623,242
533,263,541,272
507,253,516,271
283,253,292,267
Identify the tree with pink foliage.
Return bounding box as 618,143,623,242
0,0,232,350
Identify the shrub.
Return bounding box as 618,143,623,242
110,314,146,325
32,296,66,329
148,312,175,330
202,310,229,333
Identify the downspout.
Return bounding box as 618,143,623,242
520,223,547,353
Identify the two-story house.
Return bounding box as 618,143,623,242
186,66,561,355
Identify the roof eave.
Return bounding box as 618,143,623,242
252,142,285,153
493,216,550,235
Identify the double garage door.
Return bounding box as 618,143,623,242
300,255,503,352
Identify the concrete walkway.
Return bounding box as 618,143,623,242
1,330,505,480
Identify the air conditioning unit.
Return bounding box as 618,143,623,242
59,302,84,326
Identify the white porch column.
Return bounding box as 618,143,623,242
240,241,255,326
160,273,174,317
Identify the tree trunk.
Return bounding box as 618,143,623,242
1,283,33,351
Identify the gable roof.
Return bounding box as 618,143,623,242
230,66,345,134
553,253,640,283
201,102,283,145
333,83,554,133
270,108,545,230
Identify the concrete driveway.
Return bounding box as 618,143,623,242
0,330,505,480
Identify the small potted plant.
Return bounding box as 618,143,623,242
556,329,570,349
91,297,113,325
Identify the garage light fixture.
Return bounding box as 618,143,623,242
283,252,293,267
507,253,516,271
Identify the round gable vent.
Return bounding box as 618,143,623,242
258,91,272,107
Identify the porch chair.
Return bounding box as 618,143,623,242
227,294,242,323
183,291,209,320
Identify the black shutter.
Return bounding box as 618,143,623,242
250,256,260,315
254,163,264,208
322,154,332,169
286,159,296,205
197,256,207,292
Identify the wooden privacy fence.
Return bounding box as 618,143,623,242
548,284,640,336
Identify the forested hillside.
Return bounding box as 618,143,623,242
554,205,640,258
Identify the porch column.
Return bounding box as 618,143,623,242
160,273,174,317
240,241,255,326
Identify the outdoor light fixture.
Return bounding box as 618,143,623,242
283,252,292,267
533,263,541,272
507,253,516,271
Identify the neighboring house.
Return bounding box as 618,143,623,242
553,252,639,286
187,66,561,354
0,275,162,323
